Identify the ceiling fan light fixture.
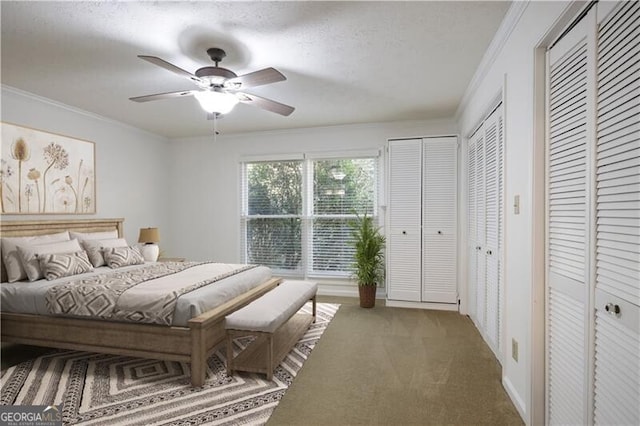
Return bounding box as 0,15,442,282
194,90,239,114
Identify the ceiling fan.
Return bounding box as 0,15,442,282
130,47,294,117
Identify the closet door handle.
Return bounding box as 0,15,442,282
476,246,482,251
604,303,621,316
486,249,492,255
402,231,407,235
437,230,442,235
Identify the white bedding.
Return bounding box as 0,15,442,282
0,262,272,327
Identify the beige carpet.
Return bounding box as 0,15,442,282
268,298,524,425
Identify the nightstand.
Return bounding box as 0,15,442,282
158,257,186,262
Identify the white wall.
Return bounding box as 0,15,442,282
456,1,573,424
167,119,456,294
1,86,171,246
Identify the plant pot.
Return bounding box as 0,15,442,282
358,285,377,308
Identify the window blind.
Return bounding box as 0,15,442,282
309,158,377,276
241,155,379,277
241,160,303,273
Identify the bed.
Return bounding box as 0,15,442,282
0,218,280,386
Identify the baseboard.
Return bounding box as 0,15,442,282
385,300,458,311
502,375,527,424
317,283,385,299
316,285,458,312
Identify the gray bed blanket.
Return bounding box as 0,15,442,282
45,262,257,325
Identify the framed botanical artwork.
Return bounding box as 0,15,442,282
1,122,96,214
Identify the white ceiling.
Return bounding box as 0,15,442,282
1,1,510,139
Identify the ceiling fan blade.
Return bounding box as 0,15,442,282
236,92,295,116
138,55,202,84
225,68,286,90
129,90,197,103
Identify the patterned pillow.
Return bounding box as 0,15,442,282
38,251,94,281
81,238,129,267
103,246,145,269
17,239,84,282
1,231,70,282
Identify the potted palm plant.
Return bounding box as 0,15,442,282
351,214,386,308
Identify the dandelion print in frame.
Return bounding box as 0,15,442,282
1,122,96,214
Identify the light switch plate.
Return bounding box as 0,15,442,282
514,195,520,215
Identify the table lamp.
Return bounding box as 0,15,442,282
138,227,160,262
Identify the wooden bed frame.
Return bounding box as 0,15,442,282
0,218,280,386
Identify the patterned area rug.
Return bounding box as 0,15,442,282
1,303,339,425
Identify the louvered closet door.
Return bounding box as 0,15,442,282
388,139,422,302
422,136,457,303
546,10,592,425
467,133,479,319
593,2,640,424
497,112,505,355
483,105,503,353
475,130,487,329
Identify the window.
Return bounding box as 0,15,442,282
243,160,303,273
241,154,379,277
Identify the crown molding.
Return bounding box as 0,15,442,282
1,84,168,141
174,117,456,143
455,1,529,121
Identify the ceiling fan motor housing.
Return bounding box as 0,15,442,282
195,67,237,87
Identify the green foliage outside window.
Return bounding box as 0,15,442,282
244,157,377,275
248,161,302,215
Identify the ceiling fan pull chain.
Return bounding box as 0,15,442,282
213,114,218,142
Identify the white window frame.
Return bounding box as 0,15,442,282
240,150,382,279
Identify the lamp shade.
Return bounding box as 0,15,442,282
138,227,160,244
193,90,239,114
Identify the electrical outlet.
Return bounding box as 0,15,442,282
512,338,519,362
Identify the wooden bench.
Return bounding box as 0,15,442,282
225,280,317,380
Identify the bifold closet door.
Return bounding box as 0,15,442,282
483,105,504,352
474,130,487,328
422,137,457,303
546,2,640,424
546,10,592,424
593,2,639,424
468,128,485,326
467,105,504,357
467,134,479,319
387,139,422,302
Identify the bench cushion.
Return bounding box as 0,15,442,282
225,280,317,333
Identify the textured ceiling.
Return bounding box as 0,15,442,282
1,1,510,139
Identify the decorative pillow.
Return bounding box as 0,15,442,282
1,231,70,282
17,239,83,282
38,251,94,281
103,246,145,269
69,230,119,241
81,238,129,267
